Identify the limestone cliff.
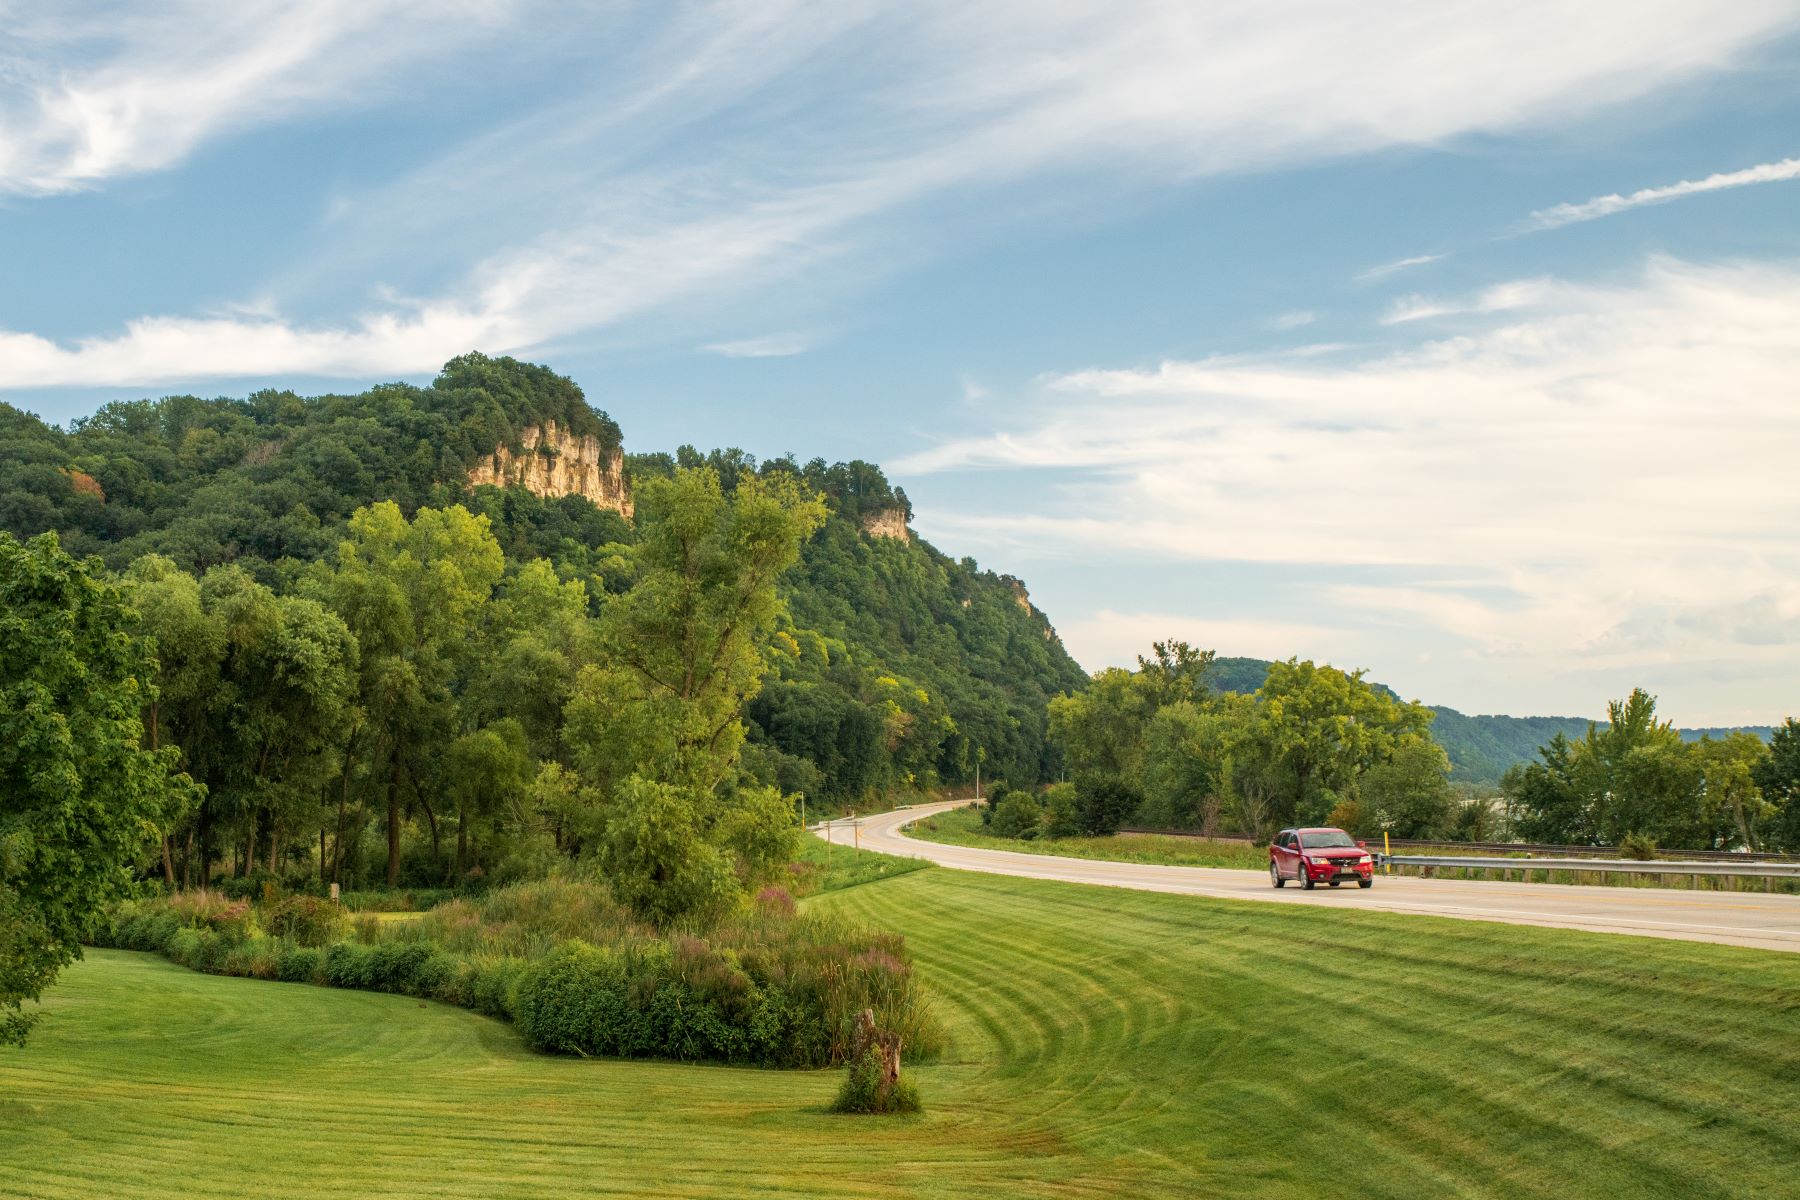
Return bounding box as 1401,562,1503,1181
861,508,910,541
467,421,633,518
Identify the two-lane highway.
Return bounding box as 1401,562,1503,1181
818,801,1800,953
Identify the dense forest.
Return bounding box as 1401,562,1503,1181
0,354,1082,896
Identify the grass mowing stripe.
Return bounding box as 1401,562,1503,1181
6,868,1799,1198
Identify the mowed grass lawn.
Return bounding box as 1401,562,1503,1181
5,869,1800,1199
910,803,1269,869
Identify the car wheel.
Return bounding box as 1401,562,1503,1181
1358,878,1374,889
1270,862,1285,888
1300,869,1316,890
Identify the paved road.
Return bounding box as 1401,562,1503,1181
817,801,1800,953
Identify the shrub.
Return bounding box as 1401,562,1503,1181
990,793,1044,840
1074,774,1142,836
324,942,376,989
277,945,324,984
465,957,529,1020
165,928,202,968
1041,782,1080,839
831,1046,921,1115
1617,833,1658,861
168,890,255,940
262,896,346,947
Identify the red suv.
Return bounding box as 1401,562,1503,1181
1270,828,1374,889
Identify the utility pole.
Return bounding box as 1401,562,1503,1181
975,745,984,804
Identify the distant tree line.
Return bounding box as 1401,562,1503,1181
1502,690,1800,852
1025,642,1470,843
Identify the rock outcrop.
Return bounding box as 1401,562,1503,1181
861,508,910,541
467,421,633,519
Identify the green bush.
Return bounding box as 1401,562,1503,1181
324,942,376,989
1075,773,1142,836
1041,782,1080,839
465,957,529,1020
262,896,346,947
276,945,324,984
989,792,1044,840
830,1046,921,1115
1617,833,1658,861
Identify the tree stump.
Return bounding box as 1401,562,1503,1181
853,1008,902,1088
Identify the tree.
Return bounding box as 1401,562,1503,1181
1503,734,1588,843
1254,659,1435,827
1360,735,1454,838
566,467,826,922
1,532,197,1045
1048,667,1158,782
307,502,504,885
1752,719,1800,852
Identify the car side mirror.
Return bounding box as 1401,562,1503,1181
1355,840,1367,849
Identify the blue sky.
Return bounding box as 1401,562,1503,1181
4,2,1800,724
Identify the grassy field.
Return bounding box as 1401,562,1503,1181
5,868,1799,1198
908,803,1268,869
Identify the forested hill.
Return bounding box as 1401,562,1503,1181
1210,658,1772,784
0,353,1084,800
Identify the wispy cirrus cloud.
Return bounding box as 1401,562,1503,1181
701,332,816,358
1358,253,1445,281
0,0,518,196
899,258,1800,698
1527,155,1800,230
6,1,1800,387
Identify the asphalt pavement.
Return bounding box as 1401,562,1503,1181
816,801,1800,953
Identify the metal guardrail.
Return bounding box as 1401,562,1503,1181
1118,826,1800,864
1381,854,1800,879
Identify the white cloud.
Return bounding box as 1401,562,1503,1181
1358,253,1445,281
1528,155,1800,230
1269,310,1318,330
896,258,1800,696
701,333,816,358
0,1,517,195
1381,278,1554,323
6,0,1799,386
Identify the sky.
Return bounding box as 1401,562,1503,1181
4,1,1800,725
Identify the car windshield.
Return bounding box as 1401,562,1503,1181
1300,831,1357,849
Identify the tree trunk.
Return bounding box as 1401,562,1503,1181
456,798,467,880
197,806,210,889
268,817,279,874
183,825,195,891
332,752,353,886
386,763,402,888
161,836,176,887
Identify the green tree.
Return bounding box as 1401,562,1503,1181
566,467,825,922
1048,667,1158,782
1254,659,1435,826
1360,735,1454,838
1752,719,1800,852
1503,733,1588,843
307,502,504,885
1,532,197,1045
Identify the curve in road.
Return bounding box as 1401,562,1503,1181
817,801,1800,953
